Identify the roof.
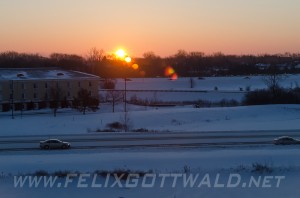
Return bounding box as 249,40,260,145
255,63,270,68
0,68,100,81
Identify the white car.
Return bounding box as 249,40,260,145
273,136,300,145
40,139,71,149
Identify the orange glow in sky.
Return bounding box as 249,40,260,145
115,49,126,59
0,0,300,57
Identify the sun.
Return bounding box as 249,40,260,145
115,49,126,59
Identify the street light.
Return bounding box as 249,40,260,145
10,80,14,119
115,49,132,131
124,56,132,113
115,49,132,112
124,56,131,112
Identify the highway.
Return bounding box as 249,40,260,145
0,130,300,151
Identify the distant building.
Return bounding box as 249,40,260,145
294,64,300,70
255,63,270,70
0,68,99,112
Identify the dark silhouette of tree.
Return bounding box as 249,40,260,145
86,47,105,74
106,90,123,113
262,65,285,99
139,51,164,77
1,50,300,78
49,87,61,117
102,78,116,89
72,89,99,115
49,53,85,71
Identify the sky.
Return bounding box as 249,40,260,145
0,0,300,57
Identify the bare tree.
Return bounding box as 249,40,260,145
102,78,122,112
86,48,105,74
73,89,99,115
106,90,123,113
262,65,285,97
49,87,61,117
120,111,133,132
86,47,105,63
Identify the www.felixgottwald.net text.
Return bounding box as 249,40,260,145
13,173,285,189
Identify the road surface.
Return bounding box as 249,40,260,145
0,130,299,151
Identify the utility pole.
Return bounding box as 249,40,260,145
124,77,127,112
124,77,127,132
11,80,14,119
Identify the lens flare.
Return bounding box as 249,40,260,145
164,66,175,76
170,73,178,80
132,63,139,70
125,56,132,63
164,66,178,80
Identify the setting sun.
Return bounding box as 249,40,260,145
115,49,126,59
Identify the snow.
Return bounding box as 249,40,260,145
0,147,300,198
1,75,300,197
109,75,300,102
0,68,98,80
115,75,300,91
1,104,300,136
1,146,300,174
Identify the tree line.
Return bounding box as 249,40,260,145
1,50,300,78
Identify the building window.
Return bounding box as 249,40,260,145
21,93,25,99
10,94,13,100
21,83,25,89
45,83,48,89
34,93,37,99
89,82,92,87
33,83,37,89
67,92,71,97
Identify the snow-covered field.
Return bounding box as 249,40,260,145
1,104,300,136
1,147,300,198
110,75,300,102
1,75,300,136
1,76,300,198
115,75,300,91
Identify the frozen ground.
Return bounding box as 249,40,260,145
1,146,300,174
115,75,300,91
1,76,300,197
1,104,300,136
0,146,300,198
109,75,300,102
1,75,300,136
